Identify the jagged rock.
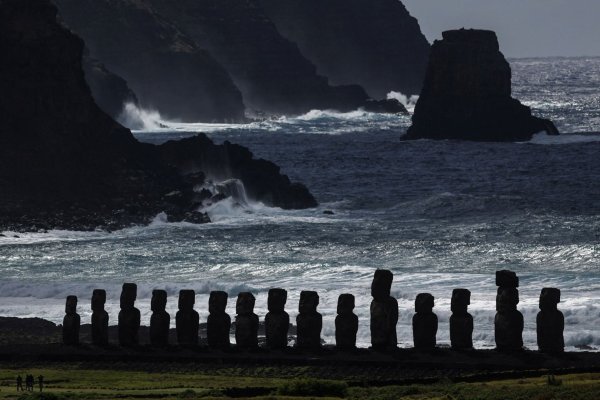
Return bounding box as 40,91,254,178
405,29,559,141
83,55,138,120
0,0,317,231
54,0,245,122
260,0,430,98
145,0,375,115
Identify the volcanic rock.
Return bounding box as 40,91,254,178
54,0,245,122
260,0,430,98
404,29,559,142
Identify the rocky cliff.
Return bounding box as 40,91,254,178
0,0,316,231
260,0,430,99
144,0,383,116
54,0,245,123
404,29,558,142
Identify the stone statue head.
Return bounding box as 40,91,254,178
451,288,471,313
371,269,393,301
497,287,519,312
91,289,106,312
539,288,560,311
120,283,137,309
236,292,255,315
337,294,355,315
415,293,434,313
151,289,167,313
299,291,319,314
496,270,519,288
209,291,228,314
268,288,287,313
65,295,78,315
178,290,196,312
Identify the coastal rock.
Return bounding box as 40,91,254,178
0,0,317,231
55,0,245,122
144,0,379,116
83,56,138,121
405,29,559,142
260,0,430,98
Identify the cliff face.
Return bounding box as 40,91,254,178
144,0,374,116
404,29,559,142
260,0,430,99
83,56,139,120
54,0,245,122
0,0,316,231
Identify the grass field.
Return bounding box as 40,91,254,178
1,365,600,399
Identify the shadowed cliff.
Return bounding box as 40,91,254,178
260,0,430,99
54,0,246,123
0,0,316,231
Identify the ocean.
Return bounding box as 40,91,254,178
1,57,599,350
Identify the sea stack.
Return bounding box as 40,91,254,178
405,29,558,141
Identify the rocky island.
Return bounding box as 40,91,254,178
0,0,316,232
404,29,559,141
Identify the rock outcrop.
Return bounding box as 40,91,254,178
0,0,317,232
54,0,245,122
83,56,138,121
144,0,388,116
260,0,430,99
404,29,559,142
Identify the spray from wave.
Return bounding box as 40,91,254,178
117,102,166,131
387,91,419,113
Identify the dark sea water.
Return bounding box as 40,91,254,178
1,57,599,350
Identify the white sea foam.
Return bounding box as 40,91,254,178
528,132,600,145
386,91,419,113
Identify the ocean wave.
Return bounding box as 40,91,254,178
527,132,600,145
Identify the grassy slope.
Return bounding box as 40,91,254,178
0,366,599,399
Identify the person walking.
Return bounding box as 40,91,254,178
38,375,44,392
16,375,23,391
26,374,34,391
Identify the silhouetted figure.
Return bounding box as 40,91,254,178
495,270,523,352
38,375,44,392
176,289,199,345
265,288,289,350
118,283,140,346
207,291,231,350
26,375,33,391
150,289,170,346
537,288,564,353
370,269,398,350
296,290,322,350
91,289,109,346
62,295,80,345
450,288,473,350
413,293,438,350
235,292,259,349
16,375,23,391
335,293,358,350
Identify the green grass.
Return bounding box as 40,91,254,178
0,366,600,399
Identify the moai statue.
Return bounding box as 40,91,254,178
207,291,231,350
296,291,322,350
413,293,438,350
150,289,170,347
450,289,473,350
91,289,109,346
63,295,80,345
537,288,564,353
335,294,358,351
495,271,523,352
370,269,398,351
265,288,289,350
176,290,199,345
118,283,140,347
235,292,259,349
